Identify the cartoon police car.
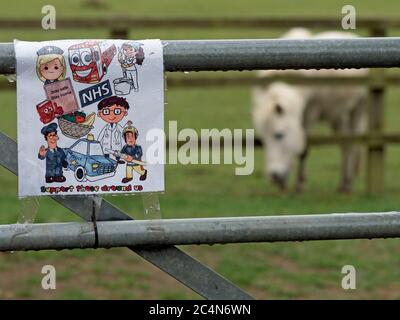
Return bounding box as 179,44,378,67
65,134,117,182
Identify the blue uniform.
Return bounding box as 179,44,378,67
121,144,142,166
38,147,66,178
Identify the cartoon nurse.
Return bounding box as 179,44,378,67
36,46,66,85
117,42,144,92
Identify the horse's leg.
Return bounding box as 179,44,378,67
295,100,314,193
336,95,367,193
295,146,308,193
339,94,368,193
351,95,368,178
338,144,354,193
332,116,354,193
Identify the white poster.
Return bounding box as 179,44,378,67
15,39,164,197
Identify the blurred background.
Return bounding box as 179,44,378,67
1,0,400,299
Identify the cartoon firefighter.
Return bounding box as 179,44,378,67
119,121,147,183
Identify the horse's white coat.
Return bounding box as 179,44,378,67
252,28,368,191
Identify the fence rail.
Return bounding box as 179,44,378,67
3,73,400,88
169,134,400,147
1,16,400,30
2,212,400,251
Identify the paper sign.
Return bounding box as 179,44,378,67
15,39,164,197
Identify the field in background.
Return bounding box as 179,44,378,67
1,0,400,299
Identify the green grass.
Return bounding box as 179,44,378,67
1,0,400,300
3,0,400,19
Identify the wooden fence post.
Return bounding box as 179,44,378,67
366,27,386,193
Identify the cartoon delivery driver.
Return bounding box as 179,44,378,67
97,96,129,164
120,121,147,183
36,46,66,85
38,123,68,183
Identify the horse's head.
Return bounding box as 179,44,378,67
252,82,307,190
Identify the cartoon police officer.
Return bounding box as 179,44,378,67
38,123,68,183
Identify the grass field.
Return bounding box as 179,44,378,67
1,0,400,299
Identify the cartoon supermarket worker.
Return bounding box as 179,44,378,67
38,123,68,183
97,96,129,164
36,46,66,85
120,121,147,183
117,42,144,92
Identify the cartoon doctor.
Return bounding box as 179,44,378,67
97,96,130,164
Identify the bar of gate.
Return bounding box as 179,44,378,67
2,38,400,299
4,39,400,73
2,212,400,251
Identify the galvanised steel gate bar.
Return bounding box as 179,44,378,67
2,38,400,73
2,212,400,251
0,133,253,300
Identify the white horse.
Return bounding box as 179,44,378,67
252,29,368,192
